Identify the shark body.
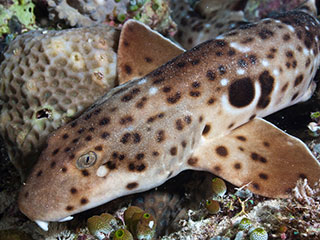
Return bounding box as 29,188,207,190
19,5,320,229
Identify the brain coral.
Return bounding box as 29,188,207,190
0,25,119,176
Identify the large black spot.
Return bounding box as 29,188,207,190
228,78,255,107
257,71,274,108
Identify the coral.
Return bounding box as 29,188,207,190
47,0,176,35
87,213,119,239
124,206,157,240
205,200,220,214
211,177,227,197
113,228,134,240
0,25,118,176
249,227,268,240
0,0,36,37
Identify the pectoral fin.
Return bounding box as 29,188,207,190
191,118,320,198
117,20,184,84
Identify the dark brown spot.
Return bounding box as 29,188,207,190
167,92,181,104
62,133,69,139
216,146,228,157
202,124,211,135
191,59,200,65
84,113,92,120
136,153,145,160
216,51,223,56
24,192,29,198
119,116,133,125
153,77,165,85
170,147,177,156
145,57,152,63
241,37,253,44
127,182,138,189
80,198,88,205
207,98,215,105
71,121,77,128
94,108,101,115
281,83,289,92
70,188,77,194
69,154,75,160
52,148,59,156
36,170,42,177
259,173,268,180
206,70,216,81
263,141,270,147
176,119,184,130
77,128,85,134
50,161,56,168
286,50,294,58
66,206,74,211
124,64,132,75
121,88,140,102
190,91,201,97
228,77,255,108
85,135,92,141
82,170,89,176
177,61,186,68
238,59,247,68
228,123,235,129
64,147,71,152
291,92,299,101
188,157,198,166
152,151,159,156
156,130,165,142
249,55,257,64
236,136,246,141
238,146,244,151
106,161,116,170
101,132,110,139
218,65,226,75
62,167,67,172
234,163,241,169
249,114,256,121
294,74,304,86
99,117,110,126
228,50,235,56
121,133,131,144
253,183,260,190
95,145,103,151
214,166,221,172
192,81,200,88
257,70,274,108
305,58,311,67
283,33,291,41
181,141,187,148
258,28,274,39
133,133,141,143
199,116,203,123
163,86,171,93
299,173,307,179
89,127,95,132
136,97,147,109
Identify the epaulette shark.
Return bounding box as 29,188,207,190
19,0,320,231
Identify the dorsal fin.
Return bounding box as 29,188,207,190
190,118,320,198
117,20,184,84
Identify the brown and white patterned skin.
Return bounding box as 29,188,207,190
19,7,320,224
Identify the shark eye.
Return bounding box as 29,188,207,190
76,151,97,169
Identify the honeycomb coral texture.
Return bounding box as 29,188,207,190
0,25,118,174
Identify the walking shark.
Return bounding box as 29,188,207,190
19,1,320,231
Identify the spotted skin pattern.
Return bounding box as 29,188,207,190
19,8,320,225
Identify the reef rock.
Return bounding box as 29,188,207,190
0,25,119,176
